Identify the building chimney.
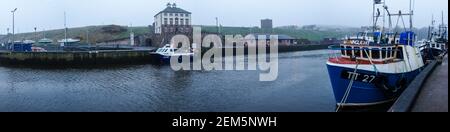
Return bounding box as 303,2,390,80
167,3,172,7
172,3,177,8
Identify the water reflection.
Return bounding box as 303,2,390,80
0,50,335,112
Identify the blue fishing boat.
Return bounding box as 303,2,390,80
326,0,426,108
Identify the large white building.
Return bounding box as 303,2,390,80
154,3,192,34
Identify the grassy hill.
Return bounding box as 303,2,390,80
199,26,351,41
1,25,352,44
1,25,151,44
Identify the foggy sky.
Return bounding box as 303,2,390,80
0,0,448,34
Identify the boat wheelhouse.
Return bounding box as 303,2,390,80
150,44,194,64
420,12,448,61
334,32,411,65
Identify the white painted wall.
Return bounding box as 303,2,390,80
154,12,191,34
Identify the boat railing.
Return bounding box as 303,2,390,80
329,44,404,63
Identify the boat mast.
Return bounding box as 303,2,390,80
439,11,443,36
373,0,385,44
442,11,448,40
64,12,67,47
372,1,375,32
429,15,435,41
382,0,386,34
409,0,414,30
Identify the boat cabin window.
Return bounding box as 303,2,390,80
381,48,387,59
341,46,345,55
354,47,361,58
362,48,369,58
395,47,404,59
346,46,352,57
177,43,183,48
387,47,392,58
372,48,380,59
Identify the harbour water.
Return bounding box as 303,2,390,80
0,50,335,112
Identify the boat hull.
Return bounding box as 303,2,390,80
149,53,193,64
326,63,422,106
421,47,446,61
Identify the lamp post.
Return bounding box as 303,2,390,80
7,28,10,43
11,8,17,45
216,17,219,34
34,27,37,42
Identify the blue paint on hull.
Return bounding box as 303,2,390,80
326,64,423,105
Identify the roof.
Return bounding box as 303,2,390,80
58,38,80,43
38,38,53,43
248,34,296,40
155,7,191,17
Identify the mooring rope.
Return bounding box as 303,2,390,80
336,60,360,112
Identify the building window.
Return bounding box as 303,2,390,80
170,18,173,25
164,13,167,16
169,13,173,16
164,18,168,25
180,19,184,25
180,14,184,17
175,13,178,16
185,19,189,25
175,18,179,25
186,14,189,17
